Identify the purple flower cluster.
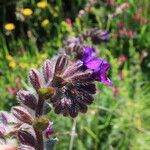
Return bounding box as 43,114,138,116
41,55,96,117
0,28,112,150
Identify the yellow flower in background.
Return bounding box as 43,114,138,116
4,23,15,31
19,62,28,69
37,53,48,65
41,19,49,26
6,54,16,69
126,101,140,109
31,63,37,68
37,1,48,8
9,61,16,69
6,54,13,61
22,8,33,16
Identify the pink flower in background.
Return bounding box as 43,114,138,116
124,2,130,9
126,30,133,37
118,29,133,37
15,77,21,85
140,19,148,25
107,0,114,6
19,47,25,55
7,87,18,96
118,71,124,80
119,54,126,63
7,77,20,96
112,86,119,97
65,18,72,27
118,29,126,36
134,14,141,21
117,22,124,28
134,12,148,25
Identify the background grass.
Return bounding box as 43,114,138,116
0,0,150,149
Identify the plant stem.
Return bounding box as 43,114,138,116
69,118,77,150
35,95,45,117
34,127,44,150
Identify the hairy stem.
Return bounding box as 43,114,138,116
69,118,77,150
34,127,44,150
35,95,45,117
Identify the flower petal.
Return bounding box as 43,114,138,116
100,75,112,86
82,46,96,63
95,72,112,86
100,60,110,72
85,58,103,70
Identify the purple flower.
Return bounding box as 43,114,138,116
44,122,54,138
42,55,96,118
82,46,112,86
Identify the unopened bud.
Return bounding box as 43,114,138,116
42,60,54,83
18,130,36,147
71,70,92,81
0,111,15,124
11,106,34,124
29,69,43,90
62,61,83,78
17,90,37,110
55,55,68,74
0,124,5,137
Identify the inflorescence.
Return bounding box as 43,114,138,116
0,28,112,150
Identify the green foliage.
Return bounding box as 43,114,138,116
0,0,150,149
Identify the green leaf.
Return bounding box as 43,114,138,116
83,127,98,142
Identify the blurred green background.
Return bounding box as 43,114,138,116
0,0,150,149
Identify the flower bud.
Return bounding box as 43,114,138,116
119,54,126,63
0,111,15,124
18,130,36,147
80,28,109,44
62,61,83,78
16,90,37,110
42,60,54,83
0,124,5,137
65,18,72,27
29,69,43,90
71,70,92,81
11,106,34,124
91,30,109,44
55,55,68,74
